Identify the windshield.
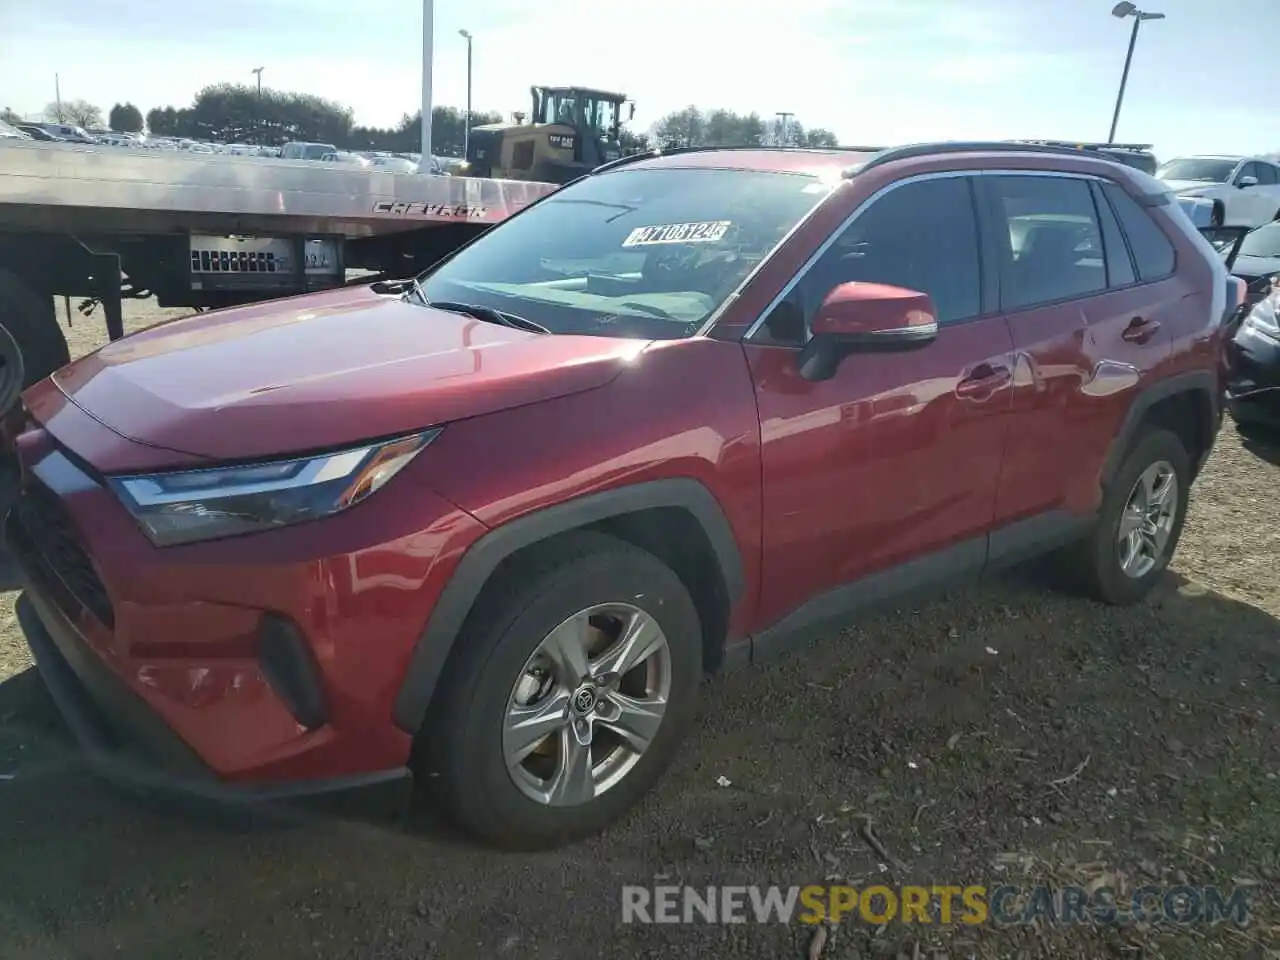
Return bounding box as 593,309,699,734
1156,158,1237,183
1239,222,1280,258
584,98,620,136
415,167,834,339
1101,151,1156,175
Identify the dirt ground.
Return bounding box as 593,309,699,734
0,299,1275,960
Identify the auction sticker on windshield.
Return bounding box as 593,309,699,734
622,221,732,247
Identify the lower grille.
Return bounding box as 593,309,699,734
10,481,114,628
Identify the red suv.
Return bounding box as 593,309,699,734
8,143,1232,849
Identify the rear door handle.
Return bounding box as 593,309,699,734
956,362,1012,399
1121,316,1162,344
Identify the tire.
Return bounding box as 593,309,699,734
1211,202,1225,228
418,530,703,850
0,268,71,402
1061,428,1191,605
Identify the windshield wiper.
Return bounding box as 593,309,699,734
620,301,678,320
424,300,551,335
371,279,550,334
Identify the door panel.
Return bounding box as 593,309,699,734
746,321,1013,628
980,173,1103,523
984,173,1178,526
1237,163,1273,225
745,174,1013,630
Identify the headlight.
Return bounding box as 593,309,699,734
110,429,440,547
1241,292,1280,342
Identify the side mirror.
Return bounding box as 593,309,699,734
797,282,938,382
1238,175,1259,189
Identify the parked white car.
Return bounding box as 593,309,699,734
0,120,31,140
319,151,371,168
1156,155,1280,228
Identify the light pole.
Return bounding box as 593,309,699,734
459,29,472,161
251,67,264,144
1107,2,1164,144
419,0,434,169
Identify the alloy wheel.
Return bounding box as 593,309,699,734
1116,460,1179,579
502,602,671,807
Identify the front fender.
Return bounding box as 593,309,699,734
390,477,745,735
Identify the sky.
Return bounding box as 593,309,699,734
2,0,1279,159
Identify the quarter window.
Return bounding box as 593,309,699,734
989,175,1106,311
1101,182,1176,281
794,176,982,328
1089,181,1136,288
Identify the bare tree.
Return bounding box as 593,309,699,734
44,99,102,128
1,107,21,124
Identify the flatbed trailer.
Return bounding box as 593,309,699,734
0,140,558,405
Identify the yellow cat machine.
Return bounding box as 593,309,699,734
464,86,634,184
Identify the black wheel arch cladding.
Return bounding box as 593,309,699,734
1100,371,1219,488
392,477,745,734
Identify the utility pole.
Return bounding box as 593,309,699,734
251,67,264,144
776,111,794,146
54,73,63,121
419,0,434,169
459,30,473,161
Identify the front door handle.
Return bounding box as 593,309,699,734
1121,316,1162,344
956,362,1012,400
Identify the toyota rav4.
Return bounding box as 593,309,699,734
8,142,1234,849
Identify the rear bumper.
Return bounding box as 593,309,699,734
15,587,413,821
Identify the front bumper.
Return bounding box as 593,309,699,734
1227,323,1280,430
0,407,483,821
15,585,413,821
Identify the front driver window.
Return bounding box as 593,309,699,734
761,176,981,345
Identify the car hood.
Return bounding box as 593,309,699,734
50,286,649,463
1231,254,1280,279
1163,179,1221,195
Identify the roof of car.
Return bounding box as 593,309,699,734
622,148,872,174
601,142,1160,180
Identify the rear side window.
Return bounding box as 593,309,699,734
989,175,1106,311
1101,183,1176,281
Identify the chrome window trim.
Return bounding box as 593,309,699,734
742,168,1110,342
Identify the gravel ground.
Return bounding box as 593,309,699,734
0,299,1275,960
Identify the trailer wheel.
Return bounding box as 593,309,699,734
0,269,71,408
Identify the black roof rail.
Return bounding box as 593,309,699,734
849,140,1141,177
1012,139,1154,152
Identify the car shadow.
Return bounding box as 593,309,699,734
0,573,1275,959
1236,422,1280,467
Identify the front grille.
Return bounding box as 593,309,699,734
11,481,114,627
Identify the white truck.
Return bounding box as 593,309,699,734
0,139,558,409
